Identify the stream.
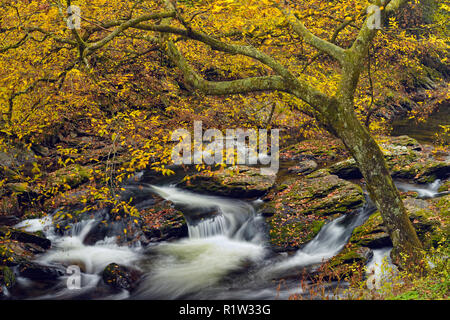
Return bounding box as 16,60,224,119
6,176,444,300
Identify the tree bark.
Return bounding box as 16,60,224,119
323,99,423,265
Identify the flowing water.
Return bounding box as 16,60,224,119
8,178,444,300
395,179,443,199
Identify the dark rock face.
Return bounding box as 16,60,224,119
102,263,141,291
0,225,58,288
178,166,276,198
0,227,51,250
17,262,65,281
0,216,20,227
0,147,36,180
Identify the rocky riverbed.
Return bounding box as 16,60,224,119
0,134,449,299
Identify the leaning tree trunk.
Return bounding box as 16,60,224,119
324,100,423,266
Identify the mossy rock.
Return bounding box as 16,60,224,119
265,172,365,251
350,212,391,249
280,137,348,163
350,195,450,250
326,244,373,279
5,182,32,194
391,159,450,183
49,164,91,190
329,159,361,179
179,165,276,198
426,194,450,247
102,263,141,291
379,135,422,150
141,201,188,242
287,160,318,175
438,179,450,193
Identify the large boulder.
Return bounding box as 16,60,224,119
263,169,365,251
47,164,91,190
178,166,276,198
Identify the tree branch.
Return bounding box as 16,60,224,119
276,4,346,63
166,41,290,95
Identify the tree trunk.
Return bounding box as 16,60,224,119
324,100,423,266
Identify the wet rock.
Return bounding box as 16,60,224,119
102,263,141,291
18,262,65,281
0,226,51,250
0,216,20,226
324,245,374,280
264,171,365,250
179,166,276,198
287,160,318,175
350,212,391,249
141,201,188,242
331,245,373,266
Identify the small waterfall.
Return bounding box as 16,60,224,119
395,179,443,198
149,185,261,242
188,214,228,238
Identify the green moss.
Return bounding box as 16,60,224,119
51,165,91,189
6,182,30,194
0,266,16,288
438,180,450,193
391,290,420,300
